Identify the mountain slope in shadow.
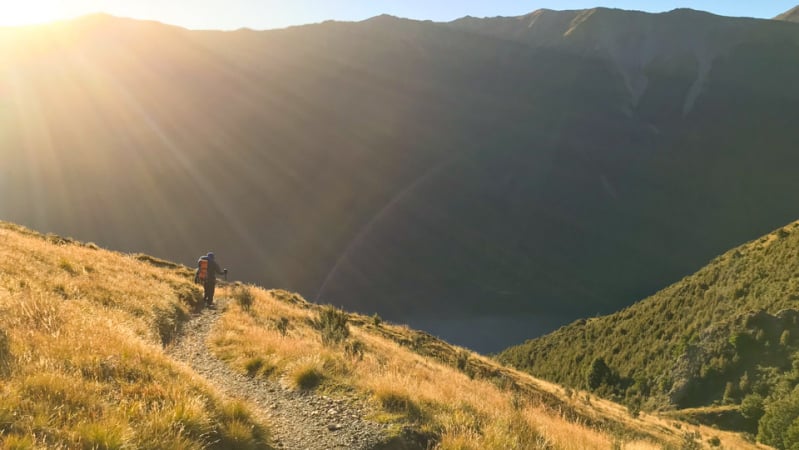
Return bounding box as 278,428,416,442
3,9,799,350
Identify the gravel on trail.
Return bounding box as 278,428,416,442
166,300,391,450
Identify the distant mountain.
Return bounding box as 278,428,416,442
775,5,799,22
3,9,799,350
498,221,799,444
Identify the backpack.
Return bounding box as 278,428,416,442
196,258,208,283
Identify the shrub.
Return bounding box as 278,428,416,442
740,394,765,421
274,317,289,336
681,432,701,450
372,313,382,327
758,388,799,449
780,330,791,346
586,357,612,390
344,340,365,360
456,349,470,372
313,305,349,346
708,436,721,447
626,397,642,418
232,285,255,311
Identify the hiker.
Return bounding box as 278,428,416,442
195,252,227,307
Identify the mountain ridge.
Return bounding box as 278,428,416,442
4,7,799,351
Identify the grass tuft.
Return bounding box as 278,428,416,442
289,358,325,390
0,327,12,376
313,305,349,345
1,435,35,450
76,421,127,450
172,396,212,439
215,420,261,450
374,388,422,420
245,357,276,378
152,303,189,345
59,258,78,275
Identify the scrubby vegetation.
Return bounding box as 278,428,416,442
0,222,271,448
499,221,799,446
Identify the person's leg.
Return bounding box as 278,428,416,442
203,281,211,304
206,281,216,305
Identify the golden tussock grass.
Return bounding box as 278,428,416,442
0,223,271,449
210,286,761,449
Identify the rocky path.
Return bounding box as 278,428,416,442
166,300,389,450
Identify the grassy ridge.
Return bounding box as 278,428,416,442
0,222,270,449
499,221,799,446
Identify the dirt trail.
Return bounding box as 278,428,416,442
166,300,389,450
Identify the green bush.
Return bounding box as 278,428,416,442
740,394,765,421
586,357,612,390
758,387,799,450
313,305,349,346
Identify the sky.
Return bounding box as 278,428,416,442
1,0,797,29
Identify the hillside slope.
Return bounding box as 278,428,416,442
775,5,799,22
499,220,799,447
4,10,799,351
0,222,271,448
0,220,759,449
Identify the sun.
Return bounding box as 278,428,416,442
0,0,73,26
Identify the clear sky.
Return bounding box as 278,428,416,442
2,0,797,29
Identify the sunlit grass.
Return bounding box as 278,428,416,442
0,222,271,449
209,285,756,449
0,220,760,449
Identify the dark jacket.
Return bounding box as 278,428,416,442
197,255,225,283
